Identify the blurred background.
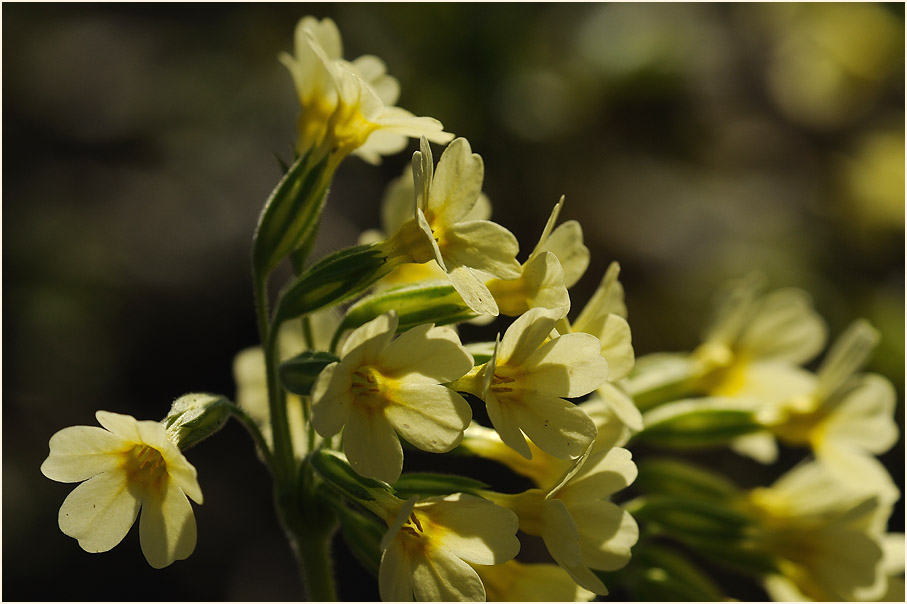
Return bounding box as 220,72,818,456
3,3,903,600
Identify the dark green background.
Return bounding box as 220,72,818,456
4,3,903,600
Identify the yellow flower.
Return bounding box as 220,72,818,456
486,446,639,595
360,165,492,289
472,560,595,602
310,311,474,483
280,16,453,165
485,196,588,316
378,493,520,601
381,137,522,316
763,320,899,490
745,461,894,601
40,411,203,568
457,306,606,459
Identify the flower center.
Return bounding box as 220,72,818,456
351,366,389,409
123,444,167,489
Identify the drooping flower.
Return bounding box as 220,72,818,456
471,560,595,602
454,306,606,459
743,460,895,601
40,411,203,568
484,445,639,595
380,137,522,316
761,319,899,488
310,311,474,483
280,16,453,165
379,493,521,601
485,197,588,316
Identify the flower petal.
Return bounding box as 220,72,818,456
379,538,414,601
423,494,520,565
447,262,500,316
498,307,565,367
506,390,597,459
738,288,828,364
523,332,609,397
139,480,197,569
594,382,643,432
570,500,638,571
41,426,128,483
485,390,532,459
58,471,140,554
339,311,398,365
411,545,486,601
539,220,590,289
563,447,638,501
343,407,403,483
95,410,142,442
443,220,522,280
311,363,353,437
426,138,484,226
822,374,898,454
385,383,471,452
381,323,473,383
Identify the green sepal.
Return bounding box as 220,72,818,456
309,449,395,504
339,281,477,337
635,458,741,502
635,398,762,448
279,350,340,396
674,533,780,577
628,494,754,539
162,393,232,450
252,151,331,279
391,472,489,498
274,244,398,326
333,503,385,577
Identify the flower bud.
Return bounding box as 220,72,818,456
162,393,232,450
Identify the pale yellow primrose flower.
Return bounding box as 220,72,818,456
763,320,899,489
360,165,492,289
382,137,522,316
472,559,595,602
378,493,520,601
456,306,606,460
690,278,828,462
280,16,453,164
745,460,895,602
485,197,586,317
310,311,474,483
41,411,203,568
567,261,641,431
485,445,639,595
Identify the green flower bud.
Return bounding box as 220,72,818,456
162,393,232,450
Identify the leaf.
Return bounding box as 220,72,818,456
310,449,394,503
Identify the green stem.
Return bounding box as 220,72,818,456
266,324,296,484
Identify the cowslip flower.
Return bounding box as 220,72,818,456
454,306,607,459
761,320,899,489
484,445,639,595
471,560,595,602
744,460,895,601
310,311,474,483
379,493,521,601
360,165,491,289
40,411,203,568
485,197,588,316
381,137,522,316
280,16,453,165
686,277,828,462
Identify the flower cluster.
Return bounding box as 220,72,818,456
40,13,901,603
